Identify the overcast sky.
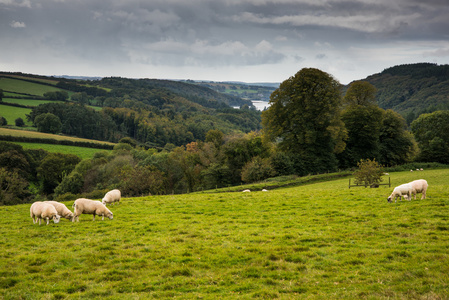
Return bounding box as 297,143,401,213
1,0,449,84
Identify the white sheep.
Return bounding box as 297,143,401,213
30,202,61,225
242,189,251,192
44,201,74,221
73,198,113,222
387,183,413,203
408,179,428,200
102,189,121,206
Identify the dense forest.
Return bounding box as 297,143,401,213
364,63,449,124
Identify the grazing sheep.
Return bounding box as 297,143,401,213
102,189,121,206
30,202,61,225
387,183,413,203
262,189,268,192
408,179,428,200
44,201,74,221
73,198,113,222
242,189,251,192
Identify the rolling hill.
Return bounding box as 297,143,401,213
362,63,449,122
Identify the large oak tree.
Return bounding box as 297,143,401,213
262,68,347,174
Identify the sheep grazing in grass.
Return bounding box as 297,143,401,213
102,189,121,206
30,202,61,225
44,201,74,221
242,189,251,192
408,179,428,200
387,183,413,203
73,198,113,222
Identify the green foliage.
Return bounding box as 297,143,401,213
34,112,62,134
0,116,6,126
353,158,384,187
263,68,346,174
43,90,69,101
37,152,81,194
411,110,449,163
366,63,449,119
344,80,377,106
14,117,25,127
0,167,29,205
241,156,275,183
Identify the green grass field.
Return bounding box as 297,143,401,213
1,169,448,299
2,98,64,107
16,142,111,159
0,77,62,96
0,104,33,126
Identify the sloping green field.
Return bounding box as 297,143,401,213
1,170,448,299
0,77,62,96
0,104,33,126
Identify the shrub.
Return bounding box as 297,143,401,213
353,158,384,187
241,156,275,183
15,118,25,127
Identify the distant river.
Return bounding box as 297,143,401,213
252,100,270,111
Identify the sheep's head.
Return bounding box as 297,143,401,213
387,196,392,203
53,215,61,224
107,212,113,220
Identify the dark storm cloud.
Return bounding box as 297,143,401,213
1,0,448,82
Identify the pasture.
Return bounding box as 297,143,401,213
1,169,448,299
0,104,33,126
2,98,64,107
0,128,116,146
16,142,111,159
0,77,62,96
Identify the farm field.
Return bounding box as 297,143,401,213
1,169,448,299
0,77,62,96
2,98,64,107
16,142,111,159
0,128,116,146
0,104,33,126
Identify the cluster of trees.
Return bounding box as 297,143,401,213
0,141,80,205
28,92,262,148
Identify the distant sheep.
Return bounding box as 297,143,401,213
408,179,428,200
387,183,413,203
73,198,113,222
30,202,61,225
242,189,251,192
44,201,74,221
262,189,268,192
102,189,121,206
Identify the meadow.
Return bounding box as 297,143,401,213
0,104,33,126
0,169,448,299
16,142,111,159
0,77,62,96
2,98,64,107
0,128,115,146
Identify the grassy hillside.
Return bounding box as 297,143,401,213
0,77,62,96
0,104,33,126
16,142,111,159
1,169,448,299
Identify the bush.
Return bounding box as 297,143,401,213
353,159,384,187
15,118,25,127
241,156,275,183
0,116,7,126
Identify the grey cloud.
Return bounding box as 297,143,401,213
1,0,448,82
